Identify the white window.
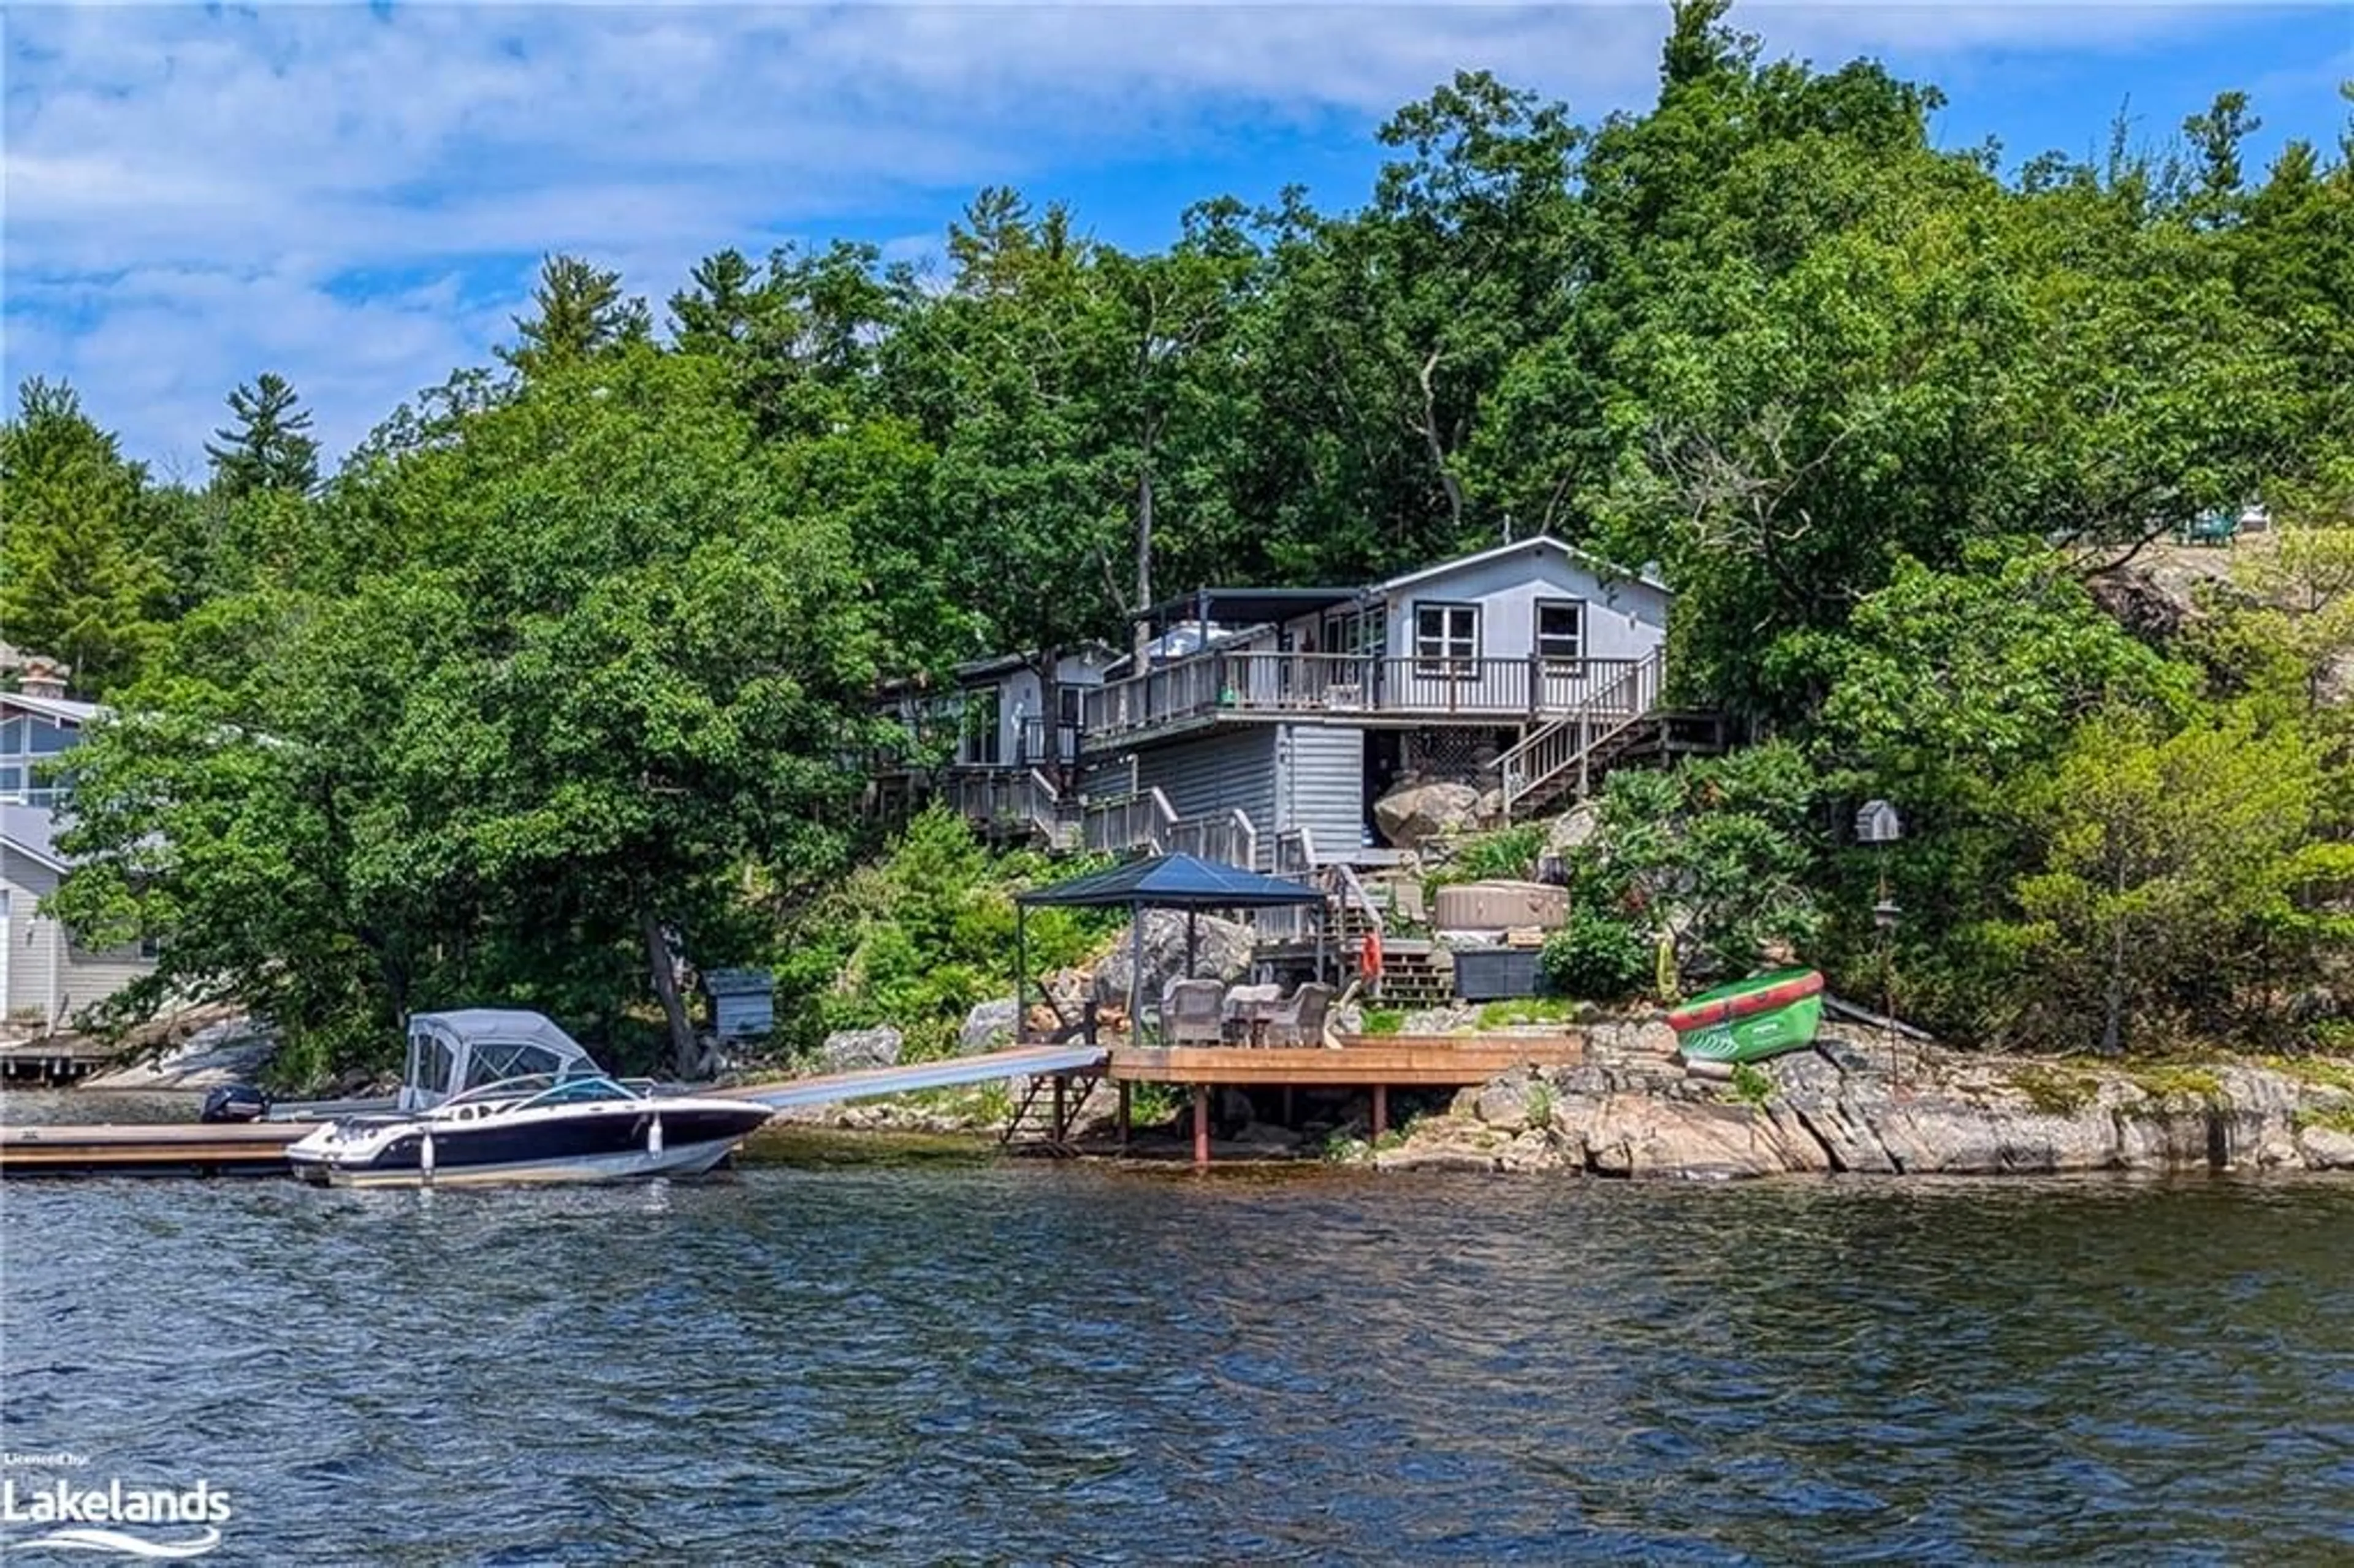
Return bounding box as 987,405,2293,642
1537,599,1586,666
1414,603,1480,676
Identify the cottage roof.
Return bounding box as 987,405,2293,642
1140,586,1364,631
1016,851,1324,910
0,803,69,873
2,690,105,726
951,641,1119,685
1371,535,1670,597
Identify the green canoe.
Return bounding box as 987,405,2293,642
1667,967,1826,1065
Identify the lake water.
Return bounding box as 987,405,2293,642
5,1143,2354,1563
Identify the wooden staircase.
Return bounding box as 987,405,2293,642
1498,649,1703,820
999,1069,1107,1155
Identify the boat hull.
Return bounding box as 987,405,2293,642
1670,968,1827,1065
288,1102,772,1188
307,1136,745,1188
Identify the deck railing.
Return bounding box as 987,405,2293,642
1496,647,1666,816
946,766,1073,843
1164,807,1259,872
1081,787,1180,857
1083,650,1645,737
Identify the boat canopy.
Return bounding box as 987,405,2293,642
401,1010,601,1111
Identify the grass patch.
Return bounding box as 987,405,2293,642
1524,1081,1555,1130
1476,997,1579,1029
2009,1063,2103,1117
2124,1063,2226,1103
1727,1062,1774,1108
1125,1082,1186,1127
1429,824,1548,886
2294,1101,2354,1135
1362,1008,1408,1037
2257,1054,2354,1095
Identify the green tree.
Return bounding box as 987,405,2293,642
55,351,889,1078
1999,707,2354,1052
205,371,319,498
0,378,167,695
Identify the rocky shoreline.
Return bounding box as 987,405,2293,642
1358,1024,2354,1179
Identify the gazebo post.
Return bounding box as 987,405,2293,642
1014,901,1027,1043
1129,897,1146,1044
1186,909,1198,978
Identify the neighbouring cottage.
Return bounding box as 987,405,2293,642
1,660,159,1035
881,536,1686,870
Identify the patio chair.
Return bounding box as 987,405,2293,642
1163,978,1227,1046
1267,982,1336,1047
1222,982,1282,1045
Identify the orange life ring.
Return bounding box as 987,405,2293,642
1359,931,1384,980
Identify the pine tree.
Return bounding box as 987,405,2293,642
205,371,320,498
500,254,652,378
0,378,167,696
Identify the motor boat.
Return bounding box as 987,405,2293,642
284,1009,774,1187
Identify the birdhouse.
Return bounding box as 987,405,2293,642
1855,799,1903,845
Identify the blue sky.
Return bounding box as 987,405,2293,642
5,2,2349,475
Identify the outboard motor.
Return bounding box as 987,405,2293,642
200,1083,270,1124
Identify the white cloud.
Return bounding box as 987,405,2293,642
2,2,2334,466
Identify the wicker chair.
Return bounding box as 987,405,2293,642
1162,978,1228,1046
1266,982,1335,1047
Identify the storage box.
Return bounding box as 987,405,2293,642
1452,947,1548,1002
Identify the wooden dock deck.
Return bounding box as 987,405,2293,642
1107,1034,1580,1087
0,1120,311,1176
1105,1032,1584,1165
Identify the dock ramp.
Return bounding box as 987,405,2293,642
714,1042,1108,1111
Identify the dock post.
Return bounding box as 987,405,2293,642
1052,1075,1068,1142
1371,1084,1388,1141
1192,1085,1210,1167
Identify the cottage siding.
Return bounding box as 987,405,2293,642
1379,544,1669,666
3,848,63,1022
970,651,1107,767
1086,727,1279,854
1278,724,1368,860
2,845,153,1027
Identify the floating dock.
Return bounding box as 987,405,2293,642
0,1120,311,1176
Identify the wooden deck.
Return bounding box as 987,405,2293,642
0,1120,310,1176
1108,1034,1582,1087
1110,1032,1585,1165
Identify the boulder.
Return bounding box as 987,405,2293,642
1373,1114,1505,1172
2298,1125,2354,1170
958,998,1021,1056
1545,802,1602,856
817,1026,902,1073
1092,911,1255,1009
1374,782,1484,851
1580,1096,1805,1180
1470,1067,1547,1134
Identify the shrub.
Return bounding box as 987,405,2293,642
1541,908,1652,1001
1432,823,1548,886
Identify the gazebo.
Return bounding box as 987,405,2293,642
1013,852,1327,1043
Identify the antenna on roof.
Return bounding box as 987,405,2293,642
1501,511,1515,545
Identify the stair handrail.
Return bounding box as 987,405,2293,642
1328,861,1385,943
1497,647,1666,815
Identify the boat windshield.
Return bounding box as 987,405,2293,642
514,1075,643,1110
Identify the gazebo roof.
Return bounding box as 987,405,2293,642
1015,851,1324,910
